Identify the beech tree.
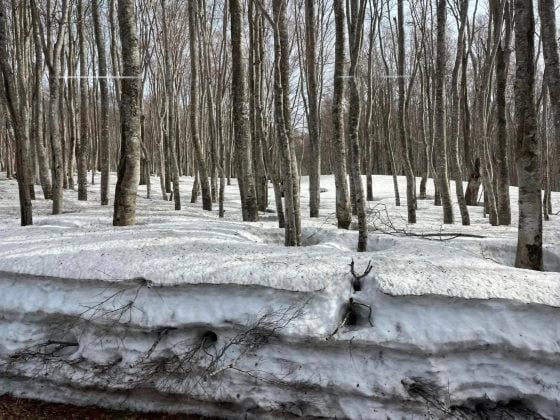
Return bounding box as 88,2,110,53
77,0,88,201
92,0,110,205
434,0,453,224
347,0,368,251
397,0,416,224
230,0,258,222
539,0,559,217
0,0,33,225
332,0,352,230
113,0,141,226
514,0,542,270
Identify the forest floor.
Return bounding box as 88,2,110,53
0,172,559,418
0,394,211,419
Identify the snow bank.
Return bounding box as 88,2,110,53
0,172,559,418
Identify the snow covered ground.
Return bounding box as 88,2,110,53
0,172,559,418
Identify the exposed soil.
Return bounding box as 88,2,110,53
0,394,215,420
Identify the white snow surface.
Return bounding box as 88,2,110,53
0,172,559,418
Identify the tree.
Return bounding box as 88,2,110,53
113,0,142,226
434,0,453,224
188,0,212,211
31,2,52,200
332,0,352,230
77,0,89,201
33,0,69,215
397,0,416,224
495,0,513,225
514,0,542,270
0,0,33,226
92,0,111,205
230,0,258,222
539,0,560,217
449,0,470,225
161,0,181,211
305,0,321,218
347,0,368,251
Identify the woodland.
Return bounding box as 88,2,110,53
0,0,560,417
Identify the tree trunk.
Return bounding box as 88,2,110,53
113,0,141,226
449,0,470,225
397,0,416,223
495,0,512,225
514,0,542,270
92,0,110,205
434,0,454,224
270,0,301,245
0,0,33,225
31,5,52,200
188,0,212,211
162,0,181,211
332,0,352,229
77,0,88,201
305,0,321,218
347,0,368,251
539,0,560,217
230,0,258,221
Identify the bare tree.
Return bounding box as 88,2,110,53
539,0,560,217
31,3,52,200
33,0,69,214
397,0,416,223
449,0,470,225
495,0,513,225
77,0,88,201
305,0,321,218
161,0,181,210
0,0,33,225
347,0,368,251
332,0,352,229
230,0,258,222
113,0,142,226
92,0,110,205
434,0,453,224
514,0,542,270
188,0,212,211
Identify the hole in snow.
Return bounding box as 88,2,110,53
339,298,374,330
340,301,359,327
200,330,218,348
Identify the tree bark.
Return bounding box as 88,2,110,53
434,0,454,224
305,0,321,218
77,0,88,201
332,0,352,229
539,0,560,216
188,0,212,211
230,0,258,221
397,0,416,223
92,0,111,205
113,0,141,226
162,0,181,211
348,0,368,251
31,2,52,200
449,0,470,225
495,0,512,225
514,0,542,270
0,0,33,225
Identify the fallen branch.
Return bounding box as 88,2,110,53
349,258,372,291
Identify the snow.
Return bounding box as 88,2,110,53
0,171,559,418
